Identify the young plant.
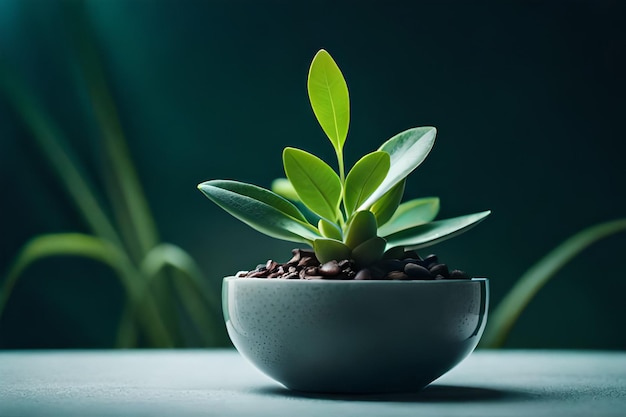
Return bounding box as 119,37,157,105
198,50,490,268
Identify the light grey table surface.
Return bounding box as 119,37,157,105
0,349,624,417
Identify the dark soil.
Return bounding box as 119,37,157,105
236,248,470,280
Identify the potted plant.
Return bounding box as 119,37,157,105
198,50,490,393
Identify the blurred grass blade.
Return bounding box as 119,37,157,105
0,67,122,247
64,2,159,262
170,272,224,346
115,304,138,348
0,233,136,320
0,233,175,348
481,218,626,348
140,243,224,346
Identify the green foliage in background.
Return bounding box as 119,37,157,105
199,50,490,267
481,218,626,348
0,2,225,348
1,2,624,349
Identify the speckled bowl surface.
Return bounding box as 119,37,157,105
223,277,488,394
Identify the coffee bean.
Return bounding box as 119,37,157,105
355,269,373,280
337,259,351,269
378,259,405,271
369,266,387,279
387,271,409,280
304,266,319,276
450,269,470,279
299,248,317,258
404,263,432,279
403,250,421,260
304,275,325,280
319,260,341,276
423,254,438,268
298,257,315,267
241,249,473,282
286,251,301,265
429,263,449,278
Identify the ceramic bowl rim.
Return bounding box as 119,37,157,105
224,276,488,285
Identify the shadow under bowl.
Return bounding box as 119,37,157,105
223,277,488,394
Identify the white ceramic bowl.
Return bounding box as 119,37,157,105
223,277,488,393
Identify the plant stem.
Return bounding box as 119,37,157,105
336,149,347,227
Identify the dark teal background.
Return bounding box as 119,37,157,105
1,0,625,349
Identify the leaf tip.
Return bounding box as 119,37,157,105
314,48,330,58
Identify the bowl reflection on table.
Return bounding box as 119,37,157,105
223,277,489,394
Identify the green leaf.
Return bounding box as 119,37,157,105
344,151,390,216
197,180,320,244
352,237,386,267
0,233,138,322
0,232,175,348
307,49,350,153
359,127,437,210
271,178,300,202
344,210,378,249
270,180,321,225
382,246,405,260
480,218,626,349
370,179,406,227
283,147,342,222
318,219,343,240
0,67,124,249
377,197,440,236
314,238,352,264
140,243,223,346
140,243,219,310
1,236,137,349
384,211,491,251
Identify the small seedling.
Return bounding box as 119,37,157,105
198,50,490,270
